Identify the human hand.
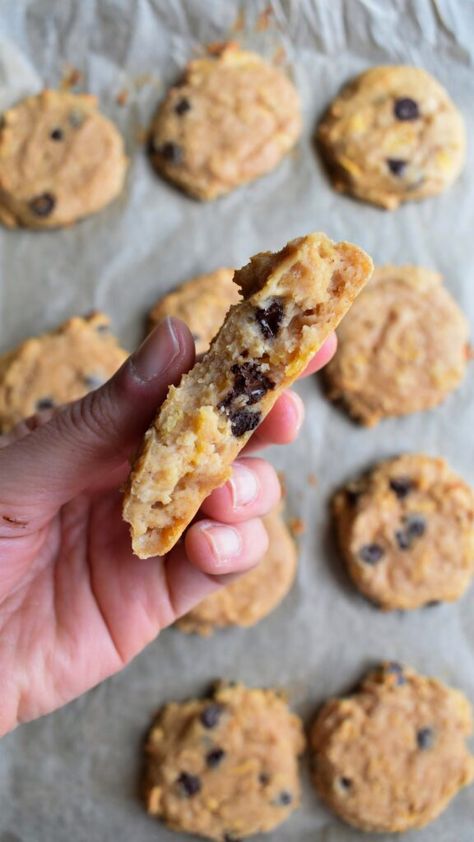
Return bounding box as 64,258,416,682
0,318,336,735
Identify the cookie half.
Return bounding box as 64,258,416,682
148,42,302,200
123,232,373,557
317,65,465,209
0,90,127,229
332,454,474,610
149,268,240,355
0,313,127,432
310,662,474,832
144,681,305,840
324,265,469,426
177,505,297,635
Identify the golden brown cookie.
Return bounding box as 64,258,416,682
177,505,297,635
123,232,373,558
324,265,469,426
0,90,127,229
309,662,474,832
0,313,127,432
332,454,474,610
148,42,302,200
144,681,305,840
149,268,240,355
317,66,465,209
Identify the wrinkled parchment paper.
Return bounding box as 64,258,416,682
0,1,473,840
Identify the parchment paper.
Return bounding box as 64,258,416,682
0,1,473,840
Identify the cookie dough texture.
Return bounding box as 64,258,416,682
177,506,297,635
144,682,305,840
0,89,127,229
148,42,302,200
324,265,469,426
333,454,474,610
318,65,466,209
123,232,373,557
0,313,127,432
310,662,474,832
149,268,240,355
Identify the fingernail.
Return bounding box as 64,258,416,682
229,462,259,508
129,317,181,383
199,524,242,567
288,390,304,434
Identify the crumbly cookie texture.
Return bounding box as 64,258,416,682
177,504,297,635
123,232,373,557
0,89,127,229
148,42,302,200
317,65,466,209
149,268,240,355
0,313,127,432
324,265,469,426
310,662,474,832
144,681,305,840
333,454,474,610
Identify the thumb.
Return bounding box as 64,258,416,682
0,317,194,519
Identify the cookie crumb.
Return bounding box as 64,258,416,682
116,88,129,106
289,517,306,537
307,473,318,487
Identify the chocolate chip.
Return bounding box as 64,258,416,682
387,158,407,176
255,299,284,339
206,747,225,768
36,397,55,411
228,408,261,437
346,487,361,505
259,772,270,785
95,322,110,334
200,704,224,728
177,771,201,797
29,192,56,217
175,97,191,115
83,374,104,389
223,835,242,842
389,477,413,498
340,777,352,789
50,128,63,141
417,727,435,750
425,600,440,608
385,662,406,685
276,791,292,806
394,97,419,121
359,543,384,564
158,141,183,164
396,513,426,550
230,362,274,405
69,110,84,128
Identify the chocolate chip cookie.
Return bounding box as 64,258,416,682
317,66,466,209
123,232,373,557
0,313,127,432
149,268,240,355
177,505,297,635
310,662,474,831
332,454,474,610
148,42,302,200
0,90,127,229
144,681,305,840
324,265,469,426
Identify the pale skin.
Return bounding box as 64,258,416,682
0,317,336,737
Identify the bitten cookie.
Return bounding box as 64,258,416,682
144,681,305,840
0,90,127,229
309,662,474,832
332,454,474,610
177,505,297,635
324,265,469,426
317,66,465,209
123,232,373,557
149,268,240,355
0,313,127,432
148,42,302,200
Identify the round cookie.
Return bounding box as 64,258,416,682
148,42,302,200
332,454,474,610
144,681,305,840
0,90,127,229
149,268,240,355
177,506,298,635
0,312,127,433
324,265,469,426
310,662,474,832
317,65,465,209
